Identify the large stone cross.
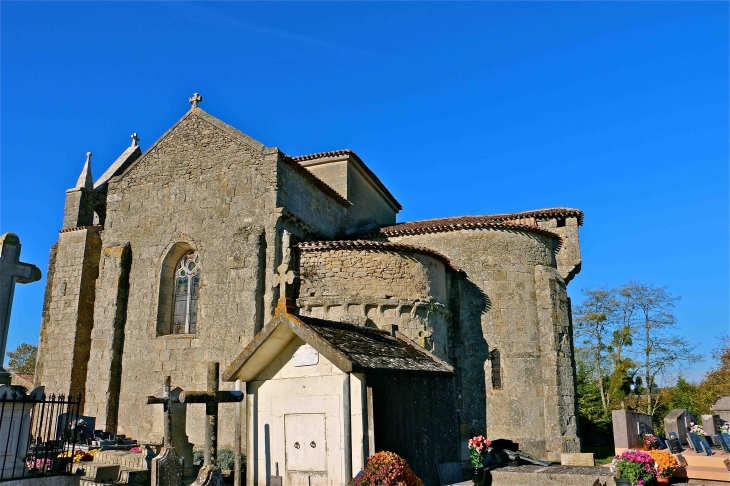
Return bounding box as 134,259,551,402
0,233,41,383
180,362,242,485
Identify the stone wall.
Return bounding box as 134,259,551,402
36,227,101,406
383,227,580,461
297,247,452,360
91,110,279,447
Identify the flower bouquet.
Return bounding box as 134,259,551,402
642,434,660,450
689,422,704,435
647,449,679,484
468,436,492,485
720,422,729,434
609,449,656,486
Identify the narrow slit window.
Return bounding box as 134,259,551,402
171,252,200,334
491,349,502,390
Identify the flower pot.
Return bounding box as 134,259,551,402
657,476,671,485
614,479,632,486
472,467,485,486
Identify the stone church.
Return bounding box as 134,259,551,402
36,94,584,463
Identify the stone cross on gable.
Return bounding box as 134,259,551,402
189,93,202,108
0,233,41,384
273,230,297,301
180,362,242,486
131,133,139,147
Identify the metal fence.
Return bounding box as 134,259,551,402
0,392,81,482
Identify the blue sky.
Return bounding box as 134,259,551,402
1,2,727,382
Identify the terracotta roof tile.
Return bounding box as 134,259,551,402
356,208,583,239
296,239,459,270
292,149,402,210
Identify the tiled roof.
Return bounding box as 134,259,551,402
296,240,458,270
357,208,583,239
281,155,352,207
292,149,402,210
297,315,452,374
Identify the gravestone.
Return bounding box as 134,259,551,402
664,409,695,445
666,439,682,454
180,362,243,486
0,233,41,384
612,409,653,449
702,414,723,435
711,396,730,423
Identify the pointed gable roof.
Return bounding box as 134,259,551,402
117,107,267,182
75,153,93,190
223,301,452,382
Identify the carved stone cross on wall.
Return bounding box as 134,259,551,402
273,230,297,302
180,362,243,486
0,233,41,384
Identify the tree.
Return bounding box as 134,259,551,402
619,281,697,416
6,343,37,374
696,334,730,414
574,287,619,412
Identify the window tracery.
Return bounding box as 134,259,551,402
172,252,200,334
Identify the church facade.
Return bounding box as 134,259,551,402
36,96,583,462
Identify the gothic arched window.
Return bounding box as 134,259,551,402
490,349,502,390
171,252,200,334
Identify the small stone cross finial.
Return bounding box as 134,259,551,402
189,93,202,108
131,133,139,147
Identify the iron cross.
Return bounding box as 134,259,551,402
189,93,202,108
179,362,243,467
146,376,179,447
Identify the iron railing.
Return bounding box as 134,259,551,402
0,392,81,481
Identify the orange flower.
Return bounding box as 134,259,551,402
647,449,679,477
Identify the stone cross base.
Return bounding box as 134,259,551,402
191,465,223,486
151,446,184,486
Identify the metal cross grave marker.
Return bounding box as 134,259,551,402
179,362,243,467
0,233,41,383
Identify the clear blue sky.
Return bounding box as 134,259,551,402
1,2,727,382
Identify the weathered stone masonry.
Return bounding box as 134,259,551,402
36,100,583,462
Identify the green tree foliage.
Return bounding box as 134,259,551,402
574,282,699,441
6,343,37,374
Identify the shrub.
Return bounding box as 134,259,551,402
349,451,422,486
192,448,245,471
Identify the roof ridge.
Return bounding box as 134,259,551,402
280,154,352,207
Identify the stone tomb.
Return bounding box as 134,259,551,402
224,300,458,486
612,410,654,450
711,396,730,423
664,409,696,445
701,414,724,435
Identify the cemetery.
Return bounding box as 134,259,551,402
612,407,730,483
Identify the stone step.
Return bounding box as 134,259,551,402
92,450,149,470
